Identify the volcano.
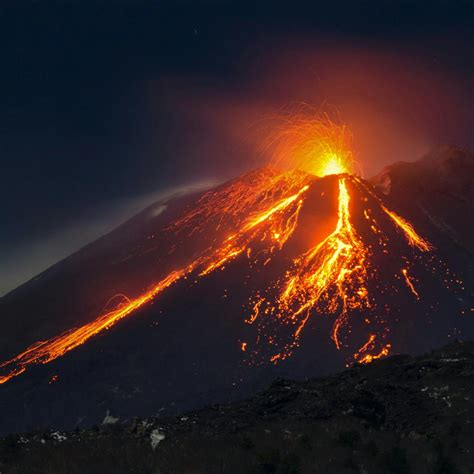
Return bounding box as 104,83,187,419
0,143,472,434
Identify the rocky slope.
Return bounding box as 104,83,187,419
2,340,474,473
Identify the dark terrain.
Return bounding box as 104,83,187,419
2,341,474,473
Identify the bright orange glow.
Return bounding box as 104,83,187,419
353,334,391,364
318,153,350,176
265,111,358,177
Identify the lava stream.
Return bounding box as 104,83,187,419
382,207,433,252
0,181,310,384
352,177,433,252
247,174,437,364
249,177,372,359
352,334,391,364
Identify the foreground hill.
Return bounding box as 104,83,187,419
2,340,474,473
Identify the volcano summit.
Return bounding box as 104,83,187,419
0,132,472,433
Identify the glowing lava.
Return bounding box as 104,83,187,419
0,179,310,384
382,207,433,252
353,176,433,252
353,334,391,364
0,113,455,386
248,176,373,360
401,268,420,299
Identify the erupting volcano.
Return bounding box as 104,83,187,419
0,115,471,433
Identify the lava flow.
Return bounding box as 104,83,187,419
0,174,311,384
246,172,439,364
0,114,463,385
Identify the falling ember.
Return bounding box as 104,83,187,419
401,268,420,299
48,374,59,385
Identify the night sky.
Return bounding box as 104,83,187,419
1,0,473,295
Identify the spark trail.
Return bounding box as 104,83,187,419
401,268,420,299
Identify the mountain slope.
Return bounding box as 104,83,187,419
370,145,474,254
0,147,472,435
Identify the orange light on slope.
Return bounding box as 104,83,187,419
354,334,392,364
249,177,373,360
0,179,310,385
168,169,309,235
352,334,391,364
246,173,437,365
353,177,433,252
0,268,192,384
382,206,433,252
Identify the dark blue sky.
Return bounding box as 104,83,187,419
1,0,473,294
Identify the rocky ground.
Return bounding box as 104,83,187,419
2,341,474,473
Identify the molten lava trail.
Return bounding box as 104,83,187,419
249,177,372,361
352,177,432,252
352,334,391,364
0,181,310,384
247,175,437,364
280,177,371,349
382,207,432,252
